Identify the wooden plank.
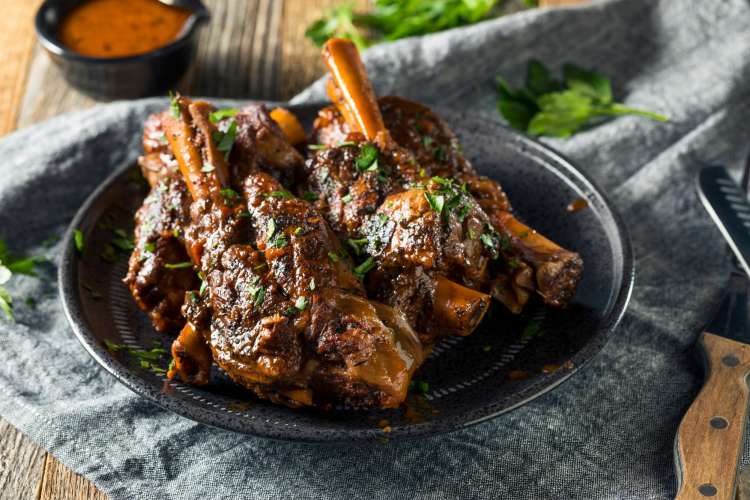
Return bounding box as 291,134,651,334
280,0,368,100
0,0,42,135
0,419,47,500
37,455,107,500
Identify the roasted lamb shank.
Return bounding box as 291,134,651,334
159,96,423,408
121,39,583,411
309,39,583,317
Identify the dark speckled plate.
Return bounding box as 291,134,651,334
59,103,633,443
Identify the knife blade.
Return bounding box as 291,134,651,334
674,166,750,500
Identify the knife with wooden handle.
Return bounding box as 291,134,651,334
674,166,750,500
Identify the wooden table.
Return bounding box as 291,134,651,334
2,1,747,499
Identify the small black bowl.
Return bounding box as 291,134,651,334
35,0,209,100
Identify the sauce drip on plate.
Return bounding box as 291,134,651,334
58,0,191,58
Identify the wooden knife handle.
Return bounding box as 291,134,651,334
675,332,750,500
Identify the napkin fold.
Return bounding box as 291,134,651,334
2,0,750,498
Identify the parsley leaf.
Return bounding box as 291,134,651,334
497,60,667,137
0,287,12,321
168,91,180,118
424,192,445,213
355,144,379,172
266,218,277,239
213,120,238,160
354,257,376,279
164,261,193,269
302,191,319,202
74,229,85,254
295,296,308,311
220,188,240,206
209,108,239,123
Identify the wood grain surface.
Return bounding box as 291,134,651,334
6,1,744,499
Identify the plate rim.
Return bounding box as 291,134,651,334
58,102,634,443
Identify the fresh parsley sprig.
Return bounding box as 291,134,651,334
306,0,504,50
0,239,44,321
497,60,668,138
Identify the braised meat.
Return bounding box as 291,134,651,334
309,44,582,313
162,96,423,408
122,38,584,410
123,113,197,332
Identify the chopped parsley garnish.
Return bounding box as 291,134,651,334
104,340,171,373
409,380,430,394
308,144,328,150
253,286,266,308
266,218,277,239
424,192,445,213
456,204,470,222
337,141,357,147
327,251,340,263
144,242,156,253
355,144,379,172
342,193,353,204
237,211,252,218
354,257,376,279
111,229,134,252
220,188,240,206
421,135,434,147
168,91,180,118
198,273,208,295
164,261,193,270
73,229,85,254
212,120,238,160
508,258,521,269
295,296,308,311
480,233,495,250
246,277,266,309
269,235,288,248
201,163,215,173
346,238,368,256
265,190,293,199
209,108,239,123
189,291,199,304
294,227,303,235
302,191,319,202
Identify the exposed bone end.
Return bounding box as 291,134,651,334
269,107,306,145
322,38,386,140
433,276,491,337
169,322,212,385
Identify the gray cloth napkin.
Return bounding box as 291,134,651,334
2,0,749,498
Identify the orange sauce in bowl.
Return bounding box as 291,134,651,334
58,0,191,58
